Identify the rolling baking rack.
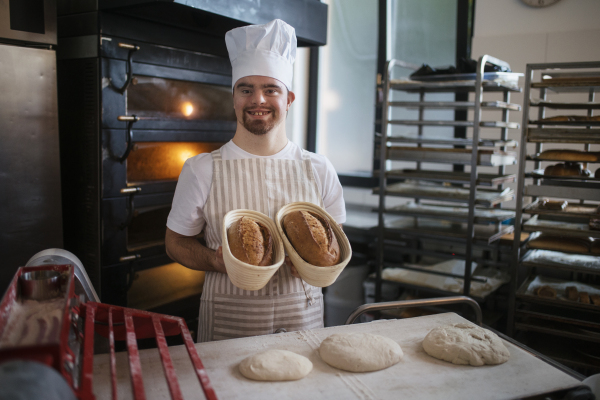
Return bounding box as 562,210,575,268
374,55,522,306
510,61,600,375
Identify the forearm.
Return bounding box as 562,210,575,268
165,228,226,273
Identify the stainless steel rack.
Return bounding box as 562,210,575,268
510,61,600,375
374,55,522,302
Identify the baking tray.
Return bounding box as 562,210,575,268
530,99,600,110
387,147,517,166
380,182,514,207
386,169,516,186
385,202,514,224
515,318,600,345
516,275,600,313
523,199,600,218
522,214,600,239
389,100,521,111
524,183,600,201
529,119,600,127
383,216,513,244
93,313,582,400
521,249,600,276
389,79,521,93
388,120,520,129
411,71,522,85
527,128,600,144
527,152,600,163
385,135,518,147
531,81,600,93
529,169,600,182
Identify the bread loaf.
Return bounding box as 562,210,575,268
579,292,590,304
591,294,600,306
538,150,599,162
227,216,273,266
565,286,579,301
534,285,557,298
544,162,589,177
283,211,341,267
527,234,591,254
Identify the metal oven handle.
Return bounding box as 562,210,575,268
117,115,139,163
115,42,140,94
344,296,482,326
119,187,142,230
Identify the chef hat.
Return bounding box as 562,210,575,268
225,19,297,91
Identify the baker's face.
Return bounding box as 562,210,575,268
233,76,295,136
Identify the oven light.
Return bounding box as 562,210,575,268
179,150,195,162
182,102,194,117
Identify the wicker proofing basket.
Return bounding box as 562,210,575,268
222,209,285,291
275,202,352,287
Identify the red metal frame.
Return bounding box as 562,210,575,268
0,265,76,389
82,302,218,400
1,265,218,400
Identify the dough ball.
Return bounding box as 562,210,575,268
239,350,312,381
319,333,403,372
422,323,510,366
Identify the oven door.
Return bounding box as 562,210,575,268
100,43,236,197
102,192,178,266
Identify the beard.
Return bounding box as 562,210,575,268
241,107,278,135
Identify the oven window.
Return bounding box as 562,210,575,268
127,204,171,251
128,76,236,121
127,141,224,183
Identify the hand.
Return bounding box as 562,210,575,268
285,256,301,279
213,246,227,274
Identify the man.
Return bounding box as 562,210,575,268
165,19,345,342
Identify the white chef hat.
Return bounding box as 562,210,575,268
225,19,297,91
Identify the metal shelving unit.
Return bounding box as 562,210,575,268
374,55,522,302
510,61,600,375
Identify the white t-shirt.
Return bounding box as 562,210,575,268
167,140,346,236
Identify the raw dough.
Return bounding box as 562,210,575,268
319,333,403,372
238,350,312,381
422,323,510,366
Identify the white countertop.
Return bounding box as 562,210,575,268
92,313,581,400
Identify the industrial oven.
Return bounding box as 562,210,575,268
56,0,328,325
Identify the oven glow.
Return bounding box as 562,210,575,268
182,102,194,117
179,150,194,162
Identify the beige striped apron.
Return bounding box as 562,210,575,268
197,147,325,342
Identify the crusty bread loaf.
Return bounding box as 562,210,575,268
544,162,589,177
579,292,591,304
534,285,557,298
565,286,579,301
527,234,591,254
228,216,273,266
538,150,599,162
591,294,600,306
283,210,341,267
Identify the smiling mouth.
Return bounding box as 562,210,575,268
247,111,271,116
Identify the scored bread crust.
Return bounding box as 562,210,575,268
283,211,341,267
227,216,273,266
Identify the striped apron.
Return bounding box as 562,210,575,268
197,147,325,342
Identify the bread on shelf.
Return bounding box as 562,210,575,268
527,234,591,254
537,149,599,163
